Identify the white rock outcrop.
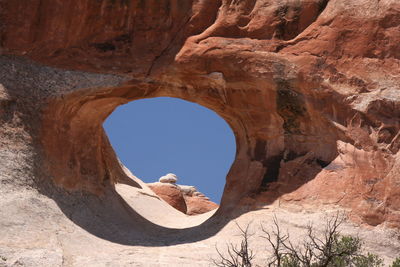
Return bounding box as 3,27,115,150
178,185,197,196
159,173,178,184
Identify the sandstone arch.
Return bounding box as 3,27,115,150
39,58,347,215
0,0,399,236
1,0,400,264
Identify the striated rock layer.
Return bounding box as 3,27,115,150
1,0,399,231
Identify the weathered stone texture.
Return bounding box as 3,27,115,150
1,0,399,229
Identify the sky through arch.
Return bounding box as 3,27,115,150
103,97,236,203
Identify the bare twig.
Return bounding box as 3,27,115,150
213,222,254,267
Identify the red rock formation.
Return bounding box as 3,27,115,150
148,180,218,215
184,195,219,216
1,0,399,227
147,183,187,214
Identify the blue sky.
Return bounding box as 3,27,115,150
103,97,236,203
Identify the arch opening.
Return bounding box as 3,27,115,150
103,97,236,220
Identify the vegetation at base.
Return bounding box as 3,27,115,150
213,214,398,267
390,258,400,267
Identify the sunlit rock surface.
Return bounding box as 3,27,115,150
148,174,218,215
158,173,178,184
148,182,188,214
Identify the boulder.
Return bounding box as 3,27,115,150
159,173,178,184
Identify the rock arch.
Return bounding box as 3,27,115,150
1,0,399,228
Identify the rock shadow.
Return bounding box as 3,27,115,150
40,182,233,247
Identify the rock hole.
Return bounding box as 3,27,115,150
103,97,236,215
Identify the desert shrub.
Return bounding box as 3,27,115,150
390,257,400,267
213,214,387,267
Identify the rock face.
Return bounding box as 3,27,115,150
1,0,399,231
147,175,218,215
147,182,188,214
181,187,220,215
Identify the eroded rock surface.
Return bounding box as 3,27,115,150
1,1,400,265
148,182,188,214
1,0,400,226
184,194,219,216
147,174,218,215
159,173,178,184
